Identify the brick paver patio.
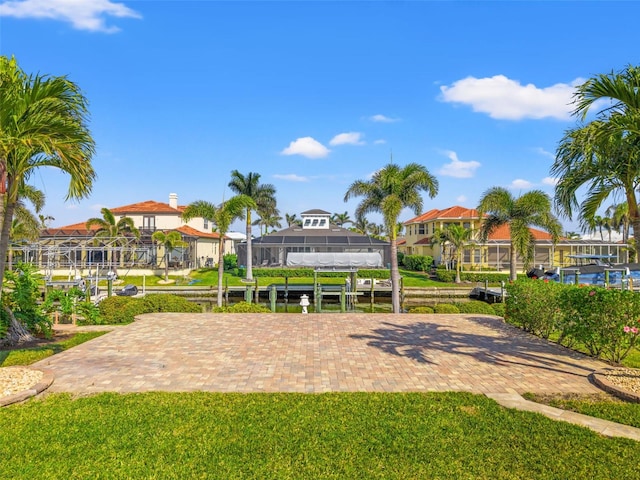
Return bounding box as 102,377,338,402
35,313,607,396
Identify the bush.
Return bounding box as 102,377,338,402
505,279,564,339
223,254,237,270
434,303,460,314
435,270,513,284
557,286,640,363
407,306,435,314
98,296,147,324
211,302,271,313
491,303,506,318
402,255,433,272
455,301,496,315
3,263,51,336
246,268,390,279
141,294,201,313
97,293,200,324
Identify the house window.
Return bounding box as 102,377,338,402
143,216,155,230
474,249,481,263
312,219,318,227
418,224,425,235
463,222,471,229
304,219,311,227
204,219,209,230
319,219,326,227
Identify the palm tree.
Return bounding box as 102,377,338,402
0,56,95,344
431,224,474,283
253,205,282,235
38,214,55,229
554,66,640,253
477,187,562,282
351,214,372,235
285,213,302,227
151,230,187,282
331,211,352,227
344,162,439,313
86,208,139,269
228,170,277,281
8,205,41,270
182,195,256,306
564,231,582,240
607,202,631,242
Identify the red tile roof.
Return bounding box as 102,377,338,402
175,225,224,239
42,222,99,236
486,223,554,241
111,200,185,214
404,206,482,224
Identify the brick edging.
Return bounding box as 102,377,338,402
0,368,54,407
589,368,640,403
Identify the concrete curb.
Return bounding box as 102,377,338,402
590,368,640,403
0,368,54,407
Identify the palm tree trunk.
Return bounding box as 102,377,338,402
217,238,224,307
164,251,169,282
455,249,461,283
509,242,518,282
389,234,401,313
245,210,253,281
0,201,34,345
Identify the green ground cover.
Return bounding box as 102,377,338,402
0,331,107,367
524,393,640,429
2,392,639,479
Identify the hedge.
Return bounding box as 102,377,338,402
435,270,513,283
505,280,640,363
402,255,433,272
98,294,201,324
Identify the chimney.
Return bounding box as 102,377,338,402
169,193,178,209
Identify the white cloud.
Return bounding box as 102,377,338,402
438,150,481,178
440,75,580,120
456,195,467,203
509,179,533,190
0,0,141,33
542,176,559,186
370,114,399,123
329,132,365,146
534,147,555,159
374,139,386,145
273,174,309,182
280,137,330,159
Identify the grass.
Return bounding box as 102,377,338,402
524,393,640,429
1,391,640,479
0,331,108,367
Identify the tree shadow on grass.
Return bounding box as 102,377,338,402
349,316,600,378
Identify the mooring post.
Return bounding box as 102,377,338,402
270,284,277,312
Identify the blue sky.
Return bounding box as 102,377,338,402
1,0,639,234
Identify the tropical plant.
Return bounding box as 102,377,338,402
228,170,277,281
38,213,55,229
553,66,640,257
285,213,301,227
351,214,372,235
431,224,474,283
0,55,95,344
563,231,582,239
477,187,561,282
182,195,256,306
331,211,352,227
607,202,631,242
344,162,438,313
252,206,282,235
86,207,139,267
151,230,187,282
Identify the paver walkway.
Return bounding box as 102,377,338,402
35,313,640,440
36,313,606,396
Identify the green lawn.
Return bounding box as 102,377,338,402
1,392,639,479
0,331,107,367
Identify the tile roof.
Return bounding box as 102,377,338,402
175,225,224,239
486,223,554,241
42,222,99,236
111,200,185,214
404,206,482,224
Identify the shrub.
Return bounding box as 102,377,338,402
455,301,496,315
98,297,147,324
435,270,513,284
141,294,201,313
434,303,460,314
402,255,432,272
407,306,435,314
223,254,237,270
211,302,271,313
557,286,640,363
504,279,563,339
3,263,52,336
491,303,506,318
